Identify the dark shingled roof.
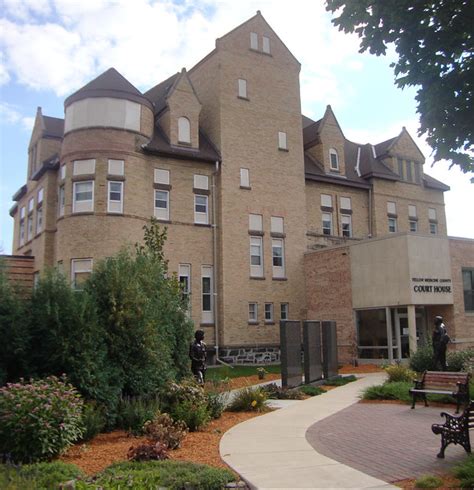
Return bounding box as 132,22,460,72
43,116,64,138
302,115,322,149
423,173,450,191
143,124,220,164
64,67,153,110
144,73,179,115
31,154,60,181
12,184,27,202
374,136,397,157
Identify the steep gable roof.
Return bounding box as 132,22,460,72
64,67,152,110
144,72,179,115
43,116,64,138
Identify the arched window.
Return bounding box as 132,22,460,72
178,117,191,144
329,148,339,171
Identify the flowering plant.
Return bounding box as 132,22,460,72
0,375,84,463
256,367,268,379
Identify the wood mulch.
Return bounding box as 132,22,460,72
394,475,461,488
339,364,384,374
206,373,280,391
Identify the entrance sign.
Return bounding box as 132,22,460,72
280,320,302,388
303,321,323,383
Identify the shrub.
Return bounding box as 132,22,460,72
87,460,235,490
446,350,474,372
0,461,84,490
384,364,417,383
324,375,357,386
81,402,106,442
299,385,325,396
454,455,474,488
362,381,413,403
414,475,444,488
409,343,436,373
171,399,211,431
127,442,169,462
228,386,269,412
143,412,188,449
116,396,161,435
205,391,229,419
263,383,306,400
0,375,84,463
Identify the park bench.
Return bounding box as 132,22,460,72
432,401,474,458
409,371,470,413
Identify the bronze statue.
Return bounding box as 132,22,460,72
189,330,207,384
432,316,450,371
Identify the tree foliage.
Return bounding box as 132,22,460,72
326,0,474,175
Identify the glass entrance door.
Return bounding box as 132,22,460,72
394,307,427,359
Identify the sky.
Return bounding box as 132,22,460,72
0,0,473,253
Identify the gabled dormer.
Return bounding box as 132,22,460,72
305,105,346,176
157,69,202,149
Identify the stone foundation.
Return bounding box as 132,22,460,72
218,346,280,364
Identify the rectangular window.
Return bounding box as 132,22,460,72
19,219,25,246
397,158,404,179
27,214,33,241
321,194,332,208
154,168,170,185
250,32,258,50
194,174,209,190
388,217,397,233
240,168,250,188
154,190,169,221
179,264,191,308
271,216,284,234
73,181,94,213
341,214,352,237
201,265,213,324
249,213,263,232
73,159,95,175
278,131,287,150
406,161,413,181
387,201,397,215
28,197,34,213
408,205,417,218
414,162,421,183
250,236,264,277
249,303,258,323
272,238,285,278
409,220,418,232
265,303,273,322
20,206,25,220
108,181,123,214
322,212,332,235
238,79,247,98
58,185,65,217
462,269,474,312
108,159,124,176
430,222,438,234
36,206,43,233
37,188,44,204
429,208,437,221
262,36,270,54
60,165,66,180
71,258,92,289
329,149,339,171
280,303,289,321
194,195,208,224
340,196,351,211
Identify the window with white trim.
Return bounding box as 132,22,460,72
154,168,170,185
27,198,34,241
408,205,417,218
194,174,209,190
322,212,332,235
194,195,208,224
321,194,332,208
238,79,247,98
430,222,438,234
409,205,417,232
240,168,250,188
201,265,213,324
60,165,66,180
462,268,474,312
388,217,397,233
405,160,413,181
272,238,285,277
73,159,95,175
329,148,339,171
58,185,65,217
340,196,351,210
248,302,258,322
249,213,263,232
387,201,397,215
28,197,34,213
341,215,352,237
178,117,191,144
410,220,418,232
19,207,25,246
262,36,270,54
108,181,123,214
271,216,284,234
250,236,263,277
108,159,124,176
71,258,93,289
179,264,191,309
250,32,258,50
278,131,287,150
428,208,437,221
280,303,289,321
154,190,169,221
37,188,44,204
265,303,273,322
36,206,43,233
73,181,94,213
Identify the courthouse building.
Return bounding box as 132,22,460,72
8,12,474,364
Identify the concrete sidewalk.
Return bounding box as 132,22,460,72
220,373,397,489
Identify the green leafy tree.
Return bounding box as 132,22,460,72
326,0,474,175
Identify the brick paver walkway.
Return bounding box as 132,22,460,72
306,402,468,482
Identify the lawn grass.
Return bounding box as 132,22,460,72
206,364,280,381
362,381,456,404
454,455,474,488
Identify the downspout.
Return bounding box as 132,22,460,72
211,160,232,367
368,185,373,238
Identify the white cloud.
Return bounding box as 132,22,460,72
0,102,34,130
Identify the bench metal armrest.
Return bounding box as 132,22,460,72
440,411,465,430
413,380,423,390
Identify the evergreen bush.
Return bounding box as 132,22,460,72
409,343,437,373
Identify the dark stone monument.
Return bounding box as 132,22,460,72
303,321,323,383
280,320,302,388
322,321,338,379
